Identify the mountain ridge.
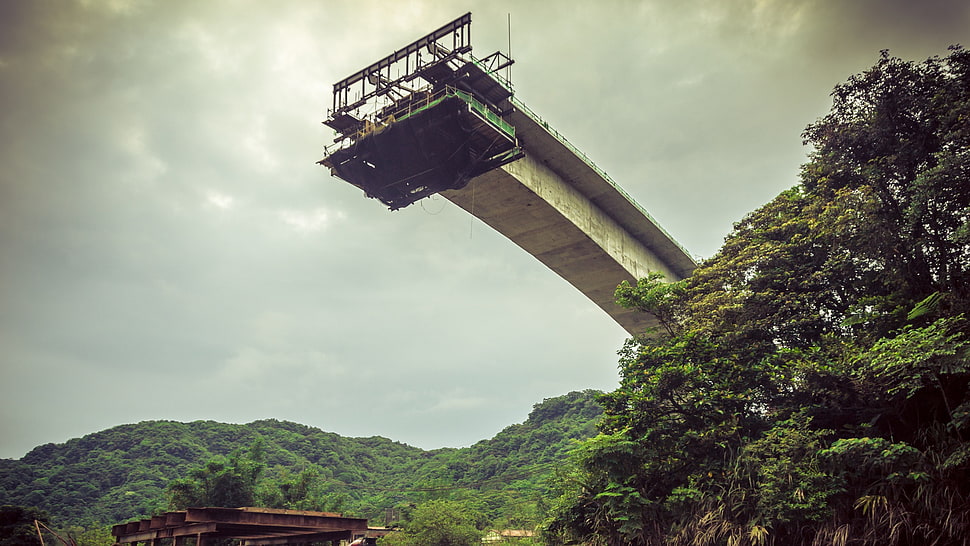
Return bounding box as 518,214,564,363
0,390,603,527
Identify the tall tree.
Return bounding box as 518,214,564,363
168,440,266,509
802,46,970,313
379,500,484,546
0,505,49,546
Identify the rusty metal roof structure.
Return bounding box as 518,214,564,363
111,507,369,545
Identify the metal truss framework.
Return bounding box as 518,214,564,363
331,13,473,117
320,12,522,210
324,13,514,141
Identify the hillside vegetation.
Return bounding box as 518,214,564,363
0,390,601,529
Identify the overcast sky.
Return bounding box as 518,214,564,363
1,0,968,460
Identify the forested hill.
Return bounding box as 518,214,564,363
0,390,601,527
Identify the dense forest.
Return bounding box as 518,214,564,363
0,390,601,534
544,47,970,545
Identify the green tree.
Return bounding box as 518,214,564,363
257,464,342,512
801,47,970,310
168,439,266,509
0,505,49,546
379,500,483,546
65,524,115,546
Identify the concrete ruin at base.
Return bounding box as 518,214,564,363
318,13,696,335
111,507,376,545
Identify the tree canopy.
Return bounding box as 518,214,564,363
0,505,48,546
379,500,485,546
167,440,268,510
543,46,970,546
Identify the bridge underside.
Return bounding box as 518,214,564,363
443,155,672,336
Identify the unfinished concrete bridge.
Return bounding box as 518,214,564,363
319,13,696,335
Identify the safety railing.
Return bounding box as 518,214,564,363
450,88,515,137
329,85,516,150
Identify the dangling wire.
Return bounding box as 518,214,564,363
469,177,476,239
420,194,445,215
507,13,512,84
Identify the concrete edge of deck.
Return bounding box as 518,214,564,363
509,97,698,280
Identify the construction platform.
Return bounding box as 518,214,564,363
321,89,521,210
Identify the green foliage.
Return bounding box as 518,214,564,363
545,46,970,546
801,46,970,310
615,273,687,336
739,414,840,525
379,499,484,546
854,316,968,400
63,524,115,546
258,465,334,511
0,505,48,546
168,439,266,509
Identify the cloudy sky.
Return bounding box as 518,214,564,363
1,0,968,460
